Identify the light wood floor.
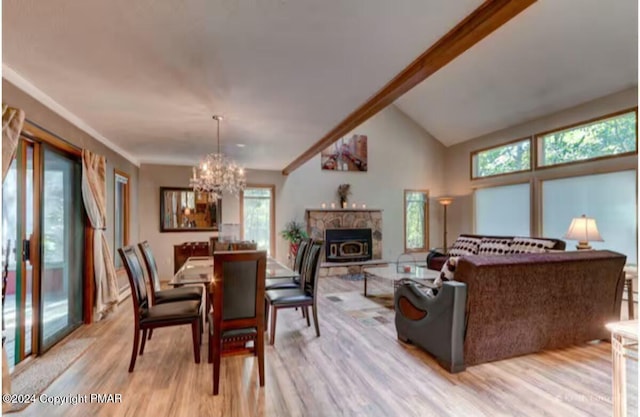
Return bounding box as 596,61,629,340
12,276,636,417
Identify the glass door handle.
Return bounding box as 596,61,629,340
22,239,30,263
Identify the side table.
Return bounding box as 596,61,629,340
605,320,638,417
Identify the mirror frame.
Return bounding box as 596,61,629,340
159,187,221,232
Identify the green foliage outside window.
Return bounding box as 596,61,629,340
244,188,272,254
540,111,636,166
474,139,530,178
405,191,427,251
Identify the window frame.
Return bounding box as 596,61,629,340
534,107,638,170
403,189,429,253
114,169,130,269
470,136,532,180
239,184,276,256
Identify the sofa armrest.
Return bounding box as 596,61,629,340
394,280,467,373
426,249,448,271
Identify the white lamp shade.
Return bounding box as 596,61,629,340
563,214,604,242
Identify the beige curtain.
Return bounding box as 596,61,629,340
2,104,25,181
1,104,23,409
81,150,119,320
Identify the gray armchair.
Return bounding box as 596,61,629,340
394,280,467,373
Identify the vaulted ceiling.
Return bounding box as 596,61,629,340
3,0,637,169
395,0,638,146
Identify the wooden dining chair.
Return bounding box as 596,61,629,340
230,241,258,251
212,241,231,253
265,237,312,291
209,250,267,395
265,240,323,345
138,241,203,306
119,246,202,372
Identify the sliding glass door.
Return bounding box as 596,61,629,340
40,146,84,351
2,142,34,369
1,138,84,369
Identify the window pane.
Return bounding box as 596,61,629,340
405,191,427,251
472,139,531,178
542,170,637,264
243,188,272,255
539,111,637,167
475,183,530,236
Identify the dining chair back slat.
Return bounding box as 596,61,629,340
302,242,323,295
222,260,258,320
120,246,149,310
138,241,162,293
293,238,312,274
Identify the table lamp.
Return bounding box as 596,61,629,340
563,214,603,250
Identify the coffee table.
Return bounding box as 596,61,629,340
362,264,440,296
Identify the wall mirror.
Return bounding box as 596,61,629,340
160,187,221,232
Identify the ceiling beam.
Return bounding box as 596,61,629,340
282,0,537,175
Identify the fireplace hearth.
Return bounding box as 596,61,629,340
325,228,372,263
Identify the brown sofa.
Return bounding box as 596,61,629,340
395,250,626,372
427,234,566,271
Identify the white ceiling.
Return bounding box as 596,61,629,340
395,0,638,146
2,0,483,169
3,1,637,168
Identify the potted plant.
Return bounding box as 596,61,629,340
337,183,351,208
281,220,309,263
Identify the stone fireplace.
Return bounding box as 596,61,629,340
305,208,382,261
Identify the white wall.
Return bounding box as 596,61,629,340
277,105,447,262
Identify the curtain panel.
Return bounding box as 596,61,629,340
2,104,25,181
81,150,119,320
1,104,23,408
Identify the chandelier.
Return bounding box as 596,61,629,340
190,115,246,200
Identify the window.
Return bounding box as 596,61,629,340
471,138,531,179
542,170,637,264
474,183,530,236
114,170,130,268
537,110,637,167
241,186,275,255
404,190,429,252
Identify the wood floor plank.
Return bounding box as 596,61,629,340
11,276,633,417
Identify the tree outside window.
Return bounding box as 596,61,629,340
472,138,531,179
404,190,429,253
242,186,274,256
538,111,636,167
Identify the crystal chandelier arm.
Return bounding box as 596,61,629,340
190,114,246,200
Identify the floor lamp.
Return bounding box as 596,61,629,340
437,197,454,252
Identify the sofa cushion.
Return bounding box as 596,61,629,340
509,237,557,254
449,237,482,257
477,237,512,255
435,257,458,286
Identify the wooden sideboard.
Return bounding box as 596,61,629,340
173,241,212,273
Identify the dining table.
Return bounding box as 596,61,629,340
169,255,300,287
169,254,299,358
169,255,300,320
